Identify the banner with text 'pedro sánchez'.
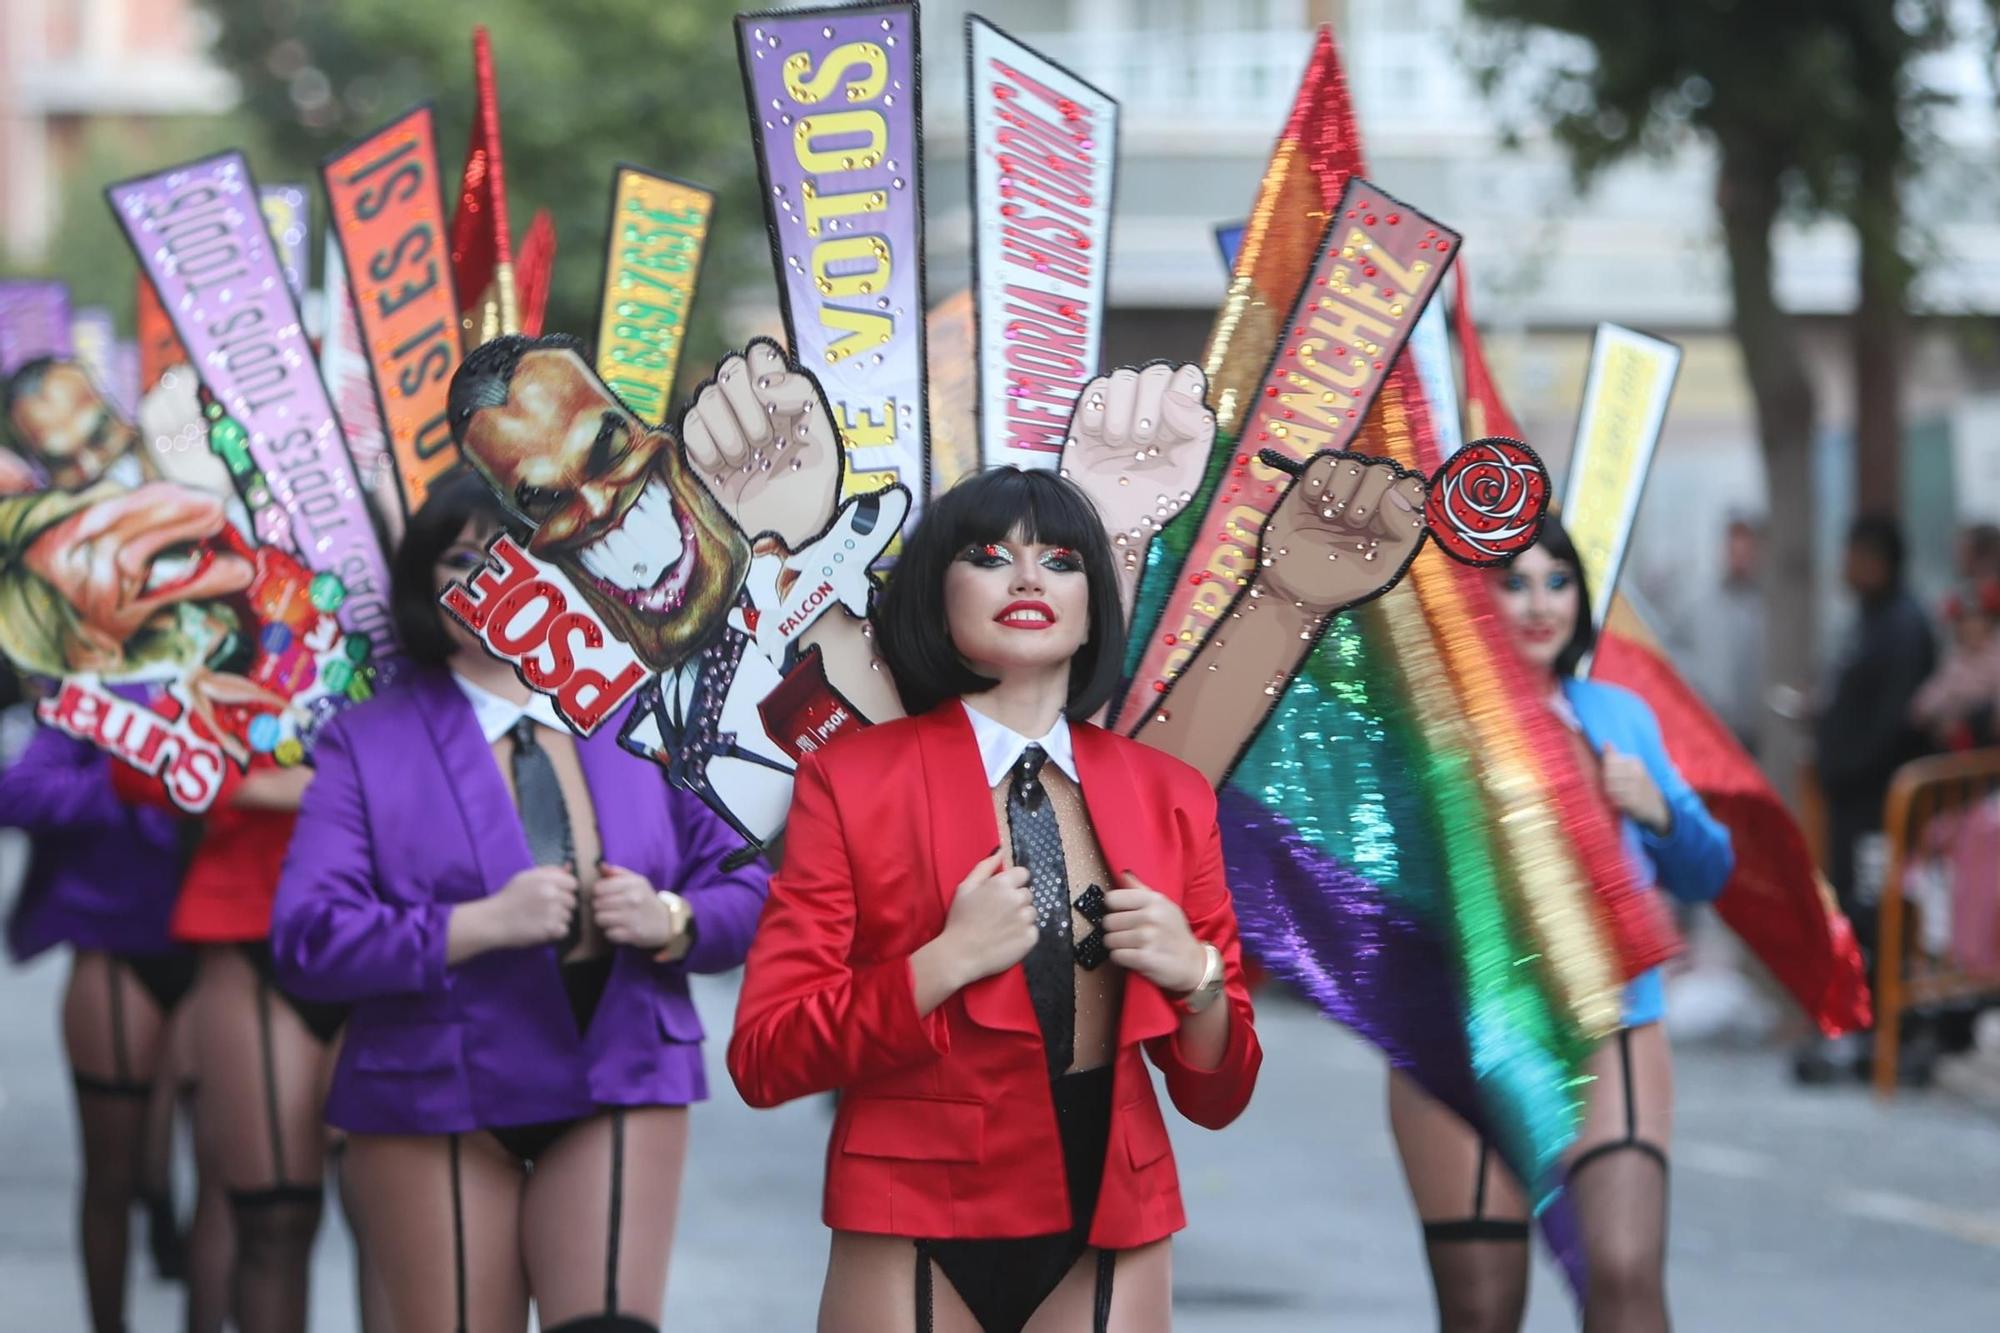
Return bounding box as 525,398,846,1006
1118,181,1459,721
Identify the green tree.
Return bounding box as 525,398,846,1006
200,0,768,384
1462,0,1964,794
2,113,285,327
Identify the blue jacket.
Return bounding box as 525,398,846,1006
1562,676,1734,1026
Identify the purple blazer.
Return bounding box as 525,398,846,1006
3,725,185,962
270,667,769,1135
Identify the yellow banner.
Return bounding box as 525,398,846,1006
1559,323,1682,637
593,168,713,425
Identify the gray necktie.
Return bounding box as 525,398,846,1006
511,717,577,949
1008,745,1074,1078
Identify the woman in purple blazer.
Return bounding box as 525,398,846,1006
270,470,769,1333
3,715,195,1330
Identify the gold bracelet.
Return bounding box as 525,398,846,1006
1177,942,1226,1014
651,891,692,963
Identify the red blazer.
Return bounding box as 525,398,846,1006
727,704,1261,1249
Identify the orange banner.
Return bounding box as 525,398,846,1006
322,104,463,513
135,276,186,393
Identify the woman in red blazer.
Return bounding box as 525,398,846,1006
729,466,1261,1332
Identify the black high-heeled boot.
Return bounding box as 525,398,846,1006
142,1190,188,1282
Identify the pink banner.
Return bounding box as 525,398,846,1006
319,233,399,537
106,152,394,650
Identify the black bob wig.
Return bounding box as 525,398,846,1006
1501,511,1596,679
874,467,1126,719
390,466,521,668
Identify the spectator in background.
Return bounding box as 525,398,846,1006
1816,515,1937,922
1799,515,1938,1083
1911,580,2000,752
1639,514,1767,759
1954,522,2000,585
1703,515,1767,756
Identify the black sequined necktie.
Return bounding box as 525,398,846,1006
511,717,577,949
1008,745,1074,1079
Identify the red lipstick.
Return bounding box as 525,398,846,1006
995,599,1056,630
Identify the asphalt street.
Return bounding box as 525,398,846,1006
0,931,1995,1329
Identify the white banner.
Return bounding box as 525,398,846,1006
1409,298,1462,458
967,16,1118,471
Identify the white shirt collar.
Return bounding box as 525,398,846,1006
960,699,1080,788
452,671,571,744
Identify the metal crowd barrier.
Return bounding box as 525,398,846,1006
1873,748,2000,1098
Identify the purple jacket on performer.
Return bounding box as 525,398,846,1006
269,667,769,1136
3,724,185,963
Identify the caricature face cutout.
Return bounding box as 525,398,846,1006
456,346,748,672
13,482,254,676
1488,542,1579,677
943,533,1092,685
7,361,136,491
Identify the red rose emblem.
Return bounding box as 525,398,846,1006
1424,437,1549,565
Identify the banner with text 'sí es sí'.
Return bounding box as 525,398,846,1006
1559,322,1682,661
107,150,395,651
737,1,928,516
967,15,1117,472
594,167,714,426
323,105,465,517
1117,180,1460,723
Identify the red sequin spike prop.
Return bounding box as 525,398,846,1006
1452,262,1521,441
451,26,516,342
1596,598,1871,1034
1198,26,1369,437
515,209,556,338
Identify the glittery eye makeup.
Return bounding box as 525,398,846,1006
959,542,1013,568
1040,547,1083,573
